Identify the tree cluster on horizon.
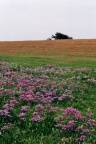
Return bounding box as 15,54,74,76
47,32,73,40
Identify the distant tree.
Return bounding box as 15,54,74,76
51,32,73,40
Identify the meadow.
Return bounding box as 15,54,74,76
0,39,96,68
0,40,96,143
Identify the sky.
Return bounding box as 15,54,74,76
0,0,96,41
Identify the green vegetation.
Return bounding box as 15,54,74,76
0,40,96,143
0,62,96,143
0,55,96,68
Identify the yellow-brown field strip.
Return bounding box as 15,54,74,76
0,39,96,57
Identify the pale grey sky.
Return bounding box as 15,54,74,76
0,0,96,41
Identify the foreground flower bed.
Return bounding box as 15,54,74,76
0,62,96,144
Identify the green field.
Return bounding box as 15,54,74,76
0,40,96,143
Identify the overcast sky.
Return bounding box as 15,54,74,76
0,0,96,41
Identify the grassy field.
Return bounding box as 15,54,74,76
0,40,96,143
0,39,96,68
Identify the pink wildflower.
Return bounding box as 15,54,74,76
76,135,86,142
30,115,44,122
18,112,26,117
21,106,29,111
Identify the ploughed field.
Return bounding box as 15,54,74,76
0,39,96,68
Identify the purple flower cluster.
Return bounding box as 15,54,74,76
63,107,84,120
30,115,44,122
1,123,14,134
58,94,74,101
76,135,86,142
54,107,96,142
75,68,89,73
0,62,96,142
0,109,10,117
61,120,76,130
21,106,29,111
